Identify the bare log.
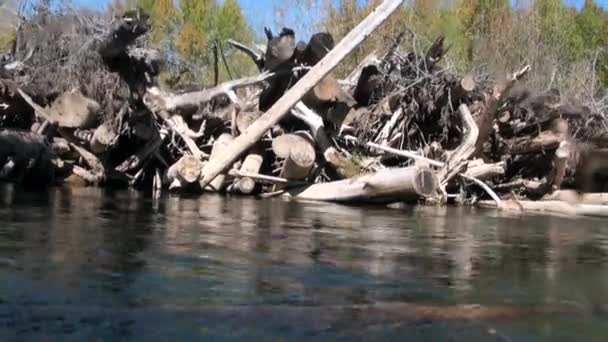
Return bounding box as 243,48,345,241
233,145,264,194
227,39,264,71
203,133,235,192
544,190,608,205
163,115,207,160
197,0,405,189
551,140,571,190
228,169,290,185
90,121,118,154
375,107,404,145
235,110,263,134
479,199,608,218
494,179,545,193
444,75,477,113
292,102,360,178
475,65,530,156
144,67,309,113
461,174,503,207
166,155,205,190
18,88,100,129
366,141,445,168
287,166,437,203
302,74,357,128
508,119,568,155
439,104,479,187
464,159,505,180
272,133,316,182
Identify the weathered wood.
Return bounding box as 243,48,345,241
233,145,264,194
18,88,100,129
291,102,359,178
90,121,118,154
302,74,357,129
375,107,404,145
479,199,608,218
272,133,316,182
544,191,608,205
464,159,505,180
165,155,205,190
227,39,264,71
48,90,100,129
551,140,571,189
203,133,235,192
235,110,263,134
287,166,437,203
439,104,479,187
163,115,207,160
475,65,530,156
145,67,309,113
445,75,475,107
508,119,568,155
198,0,405,189
228,169,290,185
366,141,445,168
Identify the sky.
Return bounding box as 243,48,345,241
69,0,608,39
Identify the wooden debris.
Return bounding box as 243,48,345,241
0,2,606,213
287,166,437,203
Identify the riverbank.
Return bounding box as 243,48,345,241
1,2,607,217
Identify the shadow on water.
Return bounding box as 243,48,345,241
0,183,607,341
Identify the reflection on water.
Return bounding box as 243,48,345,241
0,184,607,341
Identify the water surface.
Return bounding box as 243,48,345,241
0,184,607,341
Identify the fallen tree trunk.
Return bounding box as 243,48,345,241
465,159,505,180
475,65,530,156
204,133,235,192
166,155,205,190
479,199,608,218
508,120,568,155
439,104,479,187
232,145,264,194
287,166,437,203
197,0,405,189
544,190,608,205
272,133,316,184
292,102,361,178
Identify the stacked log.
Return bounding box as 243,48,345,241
0,0,607,214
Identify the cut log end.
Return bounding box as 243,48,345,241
413,168,438,197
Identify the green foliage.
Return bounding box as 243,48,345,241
174,0,255,83
0,30,13,52
535,0,585,61
98,0,608,92
217,0,250,42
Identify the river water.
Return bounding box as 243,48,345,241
0,184,606,341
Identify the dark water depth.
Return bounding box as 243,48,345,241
0,184,607,341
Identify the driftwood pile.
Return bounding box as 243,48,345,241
1,0,607,217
